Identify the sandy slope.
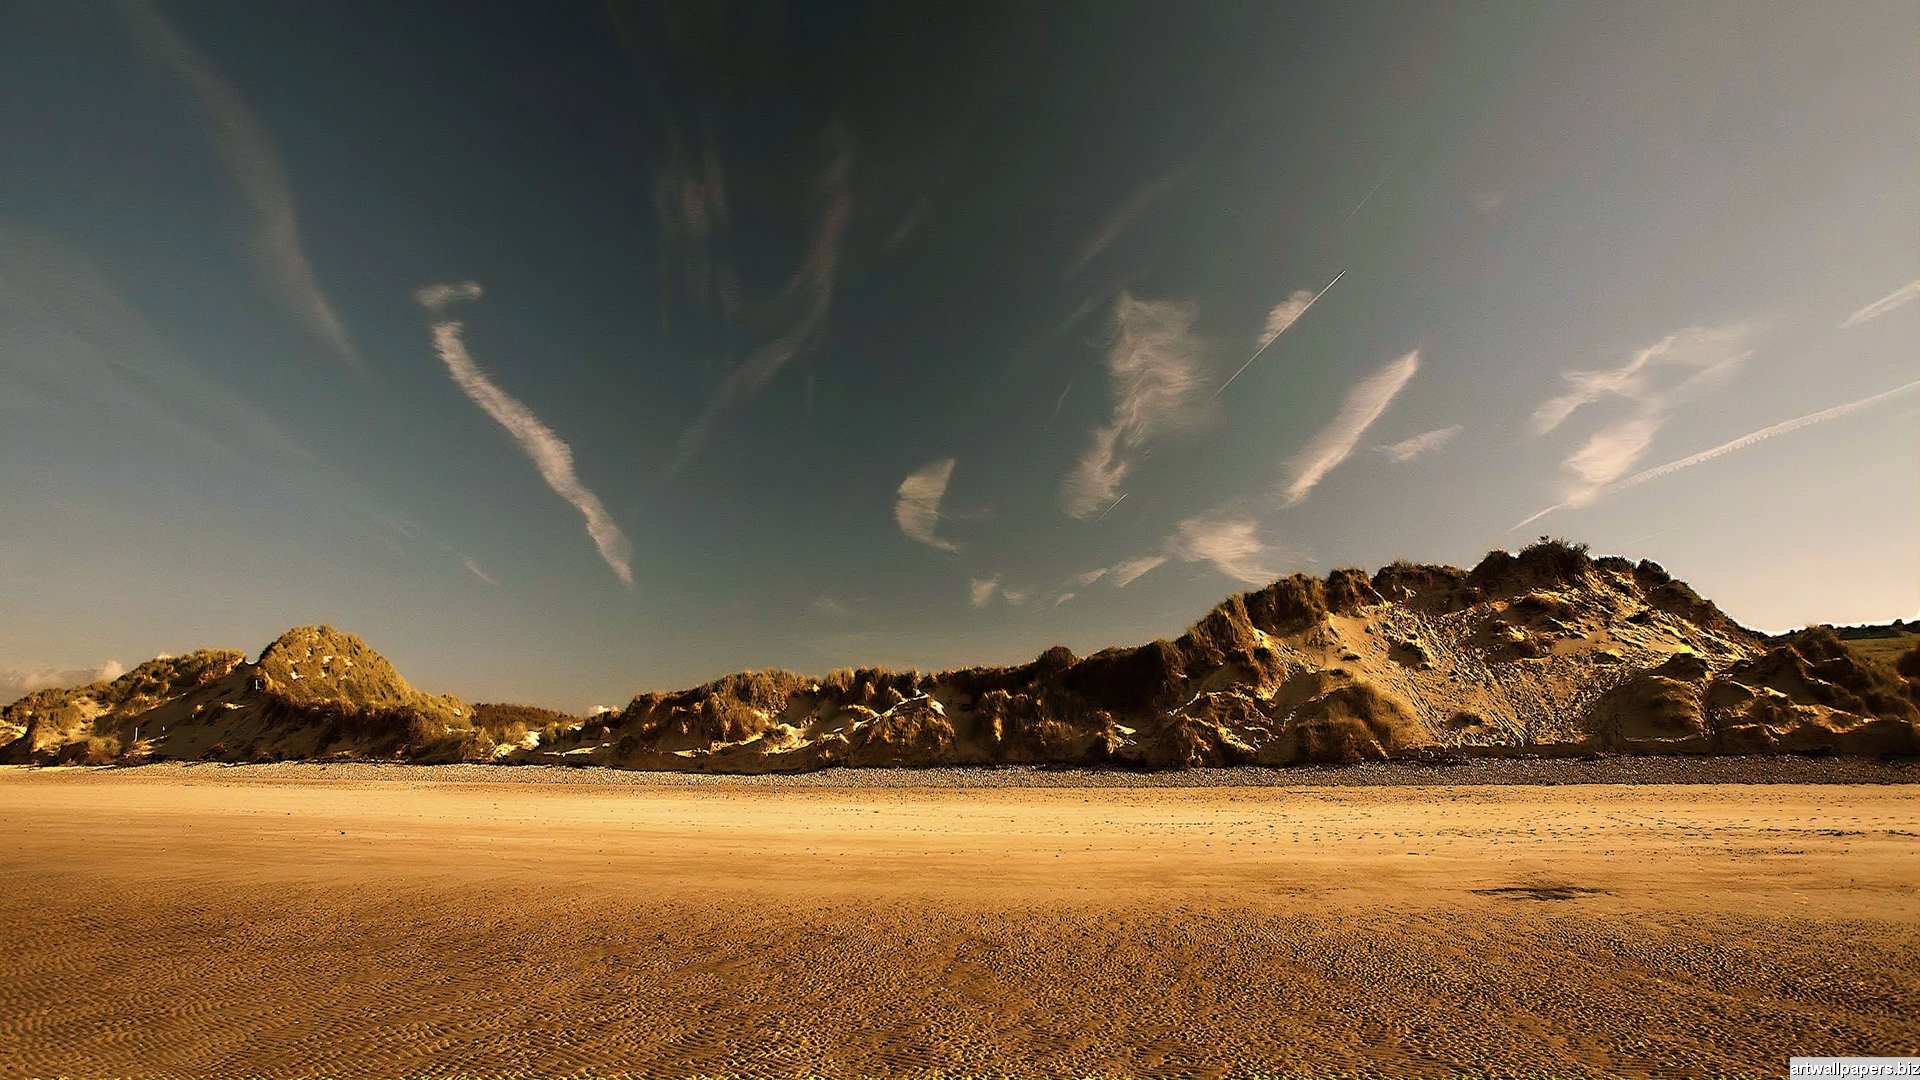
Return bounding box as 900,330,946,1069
1,765,1915,1078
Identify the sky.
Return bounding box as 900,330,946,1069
1,1,1916,711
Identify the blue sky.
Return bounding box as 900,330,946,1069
2,1,1915,710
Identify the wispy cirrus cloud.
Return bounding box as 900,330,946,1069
417,282,483,311
1110,555,1168,587
1214,271,1344,398
1514,379,1920,530
122,0,356,368
969,577,998,607
1063,512,1279,599
1529,325,1752,508
0,660,126,705
1067,169,1186,278
676,125,853,468
1530,325,1751,436
894,457,958,552
1061,292,1209,518
417,282,634,585
1167,514,1274,585
1841,277,1920,328
655,129,740,319
461,557,498,587
1377,424,1462,463
1282,349,1420,505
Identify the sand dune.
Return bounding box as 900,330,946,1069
1,764,1913,1078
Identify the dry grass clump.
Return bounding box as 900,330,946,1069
55,735,122,765
1466,537,1594,594
471,703,576,747
819,667,923,706
254,626,465,724
1769,627,1918,721
98,651,247,718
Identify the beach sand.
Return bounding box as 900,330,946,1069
1,762,1914,1078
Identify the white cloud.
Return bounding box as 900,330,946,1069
894,457,958,551
1528,325,1753,506
813,596,852,618
416,281,483,312
1530,325,1750,435
1065,515,1280,599
1258,292,1319,353
1842,277,1920,328
0,660,125,705
461,557,498,586
1377,424,1462,463
1110,555,1168,587
1513,379,1920,530
421,289,634,585
1214,272,1345,398
1563,415,1659,503
123,1,356,367
1282,349,1421,505
1166,515,1274,585
1062,293,1208,518
969,576,1001,607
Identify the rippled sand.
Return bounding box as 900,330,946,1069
1,764,1915,1078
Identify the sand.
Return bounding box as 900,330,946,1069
1,763,1915,1078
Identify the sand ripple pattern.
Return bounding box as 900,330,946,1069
0,767,1914,1078
1,891,1913,1078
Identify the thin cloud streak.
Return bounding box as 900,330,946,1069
1610,380,1920,492
1282,349,1420,505
1068,170,1185,278
1512,379,1920,530
1377,424,1462,463
420,286,634,585
1062,293,1208,518
1066,513,1280,599
895,457,958,552
1342,168,1394,225
1842,278,1920,328
122,0,356,367
676,127,853,468
1214,270,1344,399
461,557,498,586
1110,555,1168,587
1529,324,1753,507
1530,325,1750,435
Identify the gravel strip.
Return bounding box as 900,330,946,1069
19,755,1918,787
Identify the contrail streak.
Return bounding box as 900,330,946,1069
1214,270,1344,399
1509,379,1920,531
1095,492,1128,521
1342,171,1392,225
1608,380,1920,491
